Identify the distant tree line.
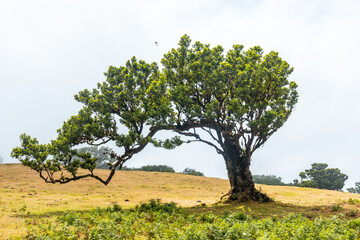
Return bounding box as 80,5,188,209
122,165,204,176
121,165,175,173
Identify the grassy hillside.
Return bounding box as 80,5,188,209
1,164,360,239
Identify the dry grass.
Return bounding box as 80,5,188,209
1,164,360,239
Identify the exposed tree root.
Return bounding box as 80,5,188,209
220,189,273,203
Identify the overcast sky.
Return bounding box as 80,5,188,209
1,0,359,188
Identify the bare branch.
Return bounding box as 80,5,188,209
86,138,112,146
200,127,220,144
176,129,224,156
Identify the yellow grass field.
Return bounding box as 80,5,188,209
1,164,360,239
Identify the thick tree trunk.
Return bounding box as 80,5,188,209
222,134,272,202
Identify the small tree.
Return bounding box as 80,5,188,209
253,175,284,186
182,168,204,176
347,182,360,194
298,163,348,191
0,154,3,164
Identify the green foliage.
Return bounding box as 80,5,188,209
253,174,284,186
0,153,3,163
182,167,204,176
348,182,360,194
347,198,360,205
298,163,348,191
331,204,341,212
135,199,180,213
25,202,360,239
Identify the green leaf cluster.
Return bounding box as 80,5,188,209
162,35,298,138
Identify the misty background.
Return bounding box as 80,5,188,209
1,0,359,188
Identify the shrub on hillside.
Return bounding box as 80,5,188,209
140,165,175,173
182,168,204,176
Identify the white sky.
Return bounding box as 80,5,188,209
1,0,359,188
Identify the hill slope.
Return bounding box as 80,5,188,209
0,164,360,239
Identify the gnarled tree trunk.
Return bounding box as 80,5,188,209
222,134,272,202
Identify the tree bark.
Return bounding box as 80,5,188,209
222,134,272,202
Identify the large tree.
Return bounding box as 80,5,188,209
12,35,298,201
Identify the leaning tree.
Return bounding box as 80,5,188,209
12,35,298,201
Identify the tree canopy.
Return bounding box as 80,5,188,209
12,35,298,201
298,163,348,191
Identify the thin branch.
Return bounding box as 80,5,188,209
216,129,225,149
87,138,112,146
200,127,220,144
176,129,224,156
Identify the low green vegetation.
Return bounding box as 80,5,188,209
26,200,360,239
